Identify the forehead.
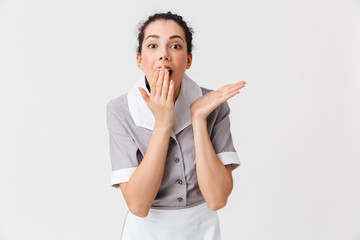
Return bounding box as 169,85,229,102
144,20,185,39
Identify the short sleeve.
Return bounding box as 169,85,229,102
210,101,241,171
107,103,141,188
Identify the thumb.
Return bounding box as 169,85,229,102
138,87,149,105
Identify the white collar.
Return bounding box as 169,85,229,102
127,73,203,137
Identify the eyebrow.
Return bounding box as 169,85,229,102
145,35,184,42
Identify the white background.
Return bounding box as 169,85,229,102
1,0,359,239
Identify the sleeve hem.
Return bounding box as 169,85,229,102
217,152,241,171
111,167,137,188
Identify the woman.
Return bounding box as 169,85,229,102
106,11,246,240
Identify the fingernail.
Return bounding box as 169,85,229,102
161,65,165,70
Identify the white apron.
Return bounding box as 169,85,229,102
120,202,221,240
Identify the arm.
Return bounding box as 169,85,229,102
192,118,233,211
190,81,246,211
120,124,171,217
120,66,175,217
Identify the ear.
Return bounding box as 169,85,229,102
185,53,192,69
136,52,143,69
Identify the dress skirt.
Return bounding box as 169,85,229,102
120,202,221,240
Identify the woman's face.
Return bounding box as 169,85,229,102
137,20,192,100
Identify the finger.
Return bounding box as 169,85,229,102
227,84,242,93
236,81,246,88
227,81,246,92
229,81,246,88
151,68,160,97
156,66,165,97
221,90,240,102
167,80,175,103
236,80,246,85
138,87,150,105
219,82,241,92
228,81,246,87
161,69,170,99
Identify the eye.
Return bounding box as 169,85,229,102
148,44,157,49
170,44,181,49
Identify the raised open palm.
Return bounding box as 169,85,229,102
190,81,246,121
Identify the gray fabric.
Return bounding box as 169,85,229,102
106,79,241,210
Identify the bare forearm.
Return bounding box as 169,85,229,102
124,124,171,216
192,119,233,210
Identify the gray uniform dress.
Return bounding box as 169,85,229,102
107,73,241,239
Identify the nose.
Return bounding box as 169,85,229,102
159,48,171,61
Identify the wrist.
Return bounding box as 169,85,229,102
190,109,207,122
191,117,207,127
153,122,172,134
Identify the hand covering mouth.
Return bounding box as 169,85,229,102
155,67,173,77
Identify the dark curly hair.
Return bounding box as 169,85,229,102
137,11,194,54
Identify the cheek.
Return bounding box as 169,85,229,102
142,58,155,78
140,50,155,65
141,56,152,67
175,53,189,67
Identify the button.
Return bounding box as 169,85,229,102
174,157,180,163
177,197,183,202
169,137,177,146
176,179,183,184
